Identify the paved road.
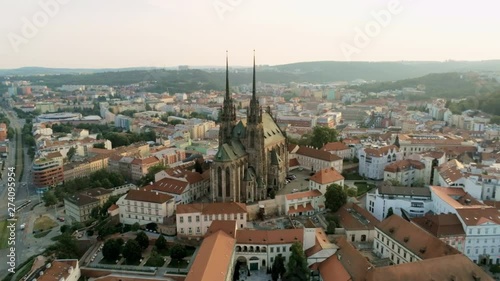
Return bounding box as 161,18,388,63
0,107,38,279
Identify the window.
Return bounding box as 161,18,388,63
189,227,192,234
180,228,184,234
277,247,280,253
204,215,207,221
188,216,192,223
283,246,286,252
180,216,184,223
240,213,244,219
271,247,274,253
196,216,200,222
196,227,200,233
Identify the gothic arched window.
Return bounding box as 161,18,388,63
217,167,223,197
225,167,231,197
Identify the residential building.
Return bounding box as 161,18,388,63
434,159,465,187
383,159,425,187
373,215,460,265
285,190,324,217
366,185,433,221
411,213,466,252
116,189,175,226
406,151,446,185
289,144,343,173
64,194,100,223
430,186,500,264
321,142,351,159
38,259,80,281
175,202,247,237
358,145,402,180
32,153,64,193
63,155,109,181
130,156,160,182
309,167,345,194
336,202,380,242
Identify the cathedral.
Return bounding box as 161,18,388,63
211,54,288,203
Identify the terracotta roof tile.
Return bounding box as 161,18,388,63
366,255,493,281
321,142,349,151
309,167,344,185
384,159,425,173
411,213,465,237
285,189,322,201
376,215,460,260
176,202,247,215
236,229,304,245
125,189,173,204
297,146,343,162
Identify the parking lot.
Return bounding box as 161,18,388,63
277,168,314,196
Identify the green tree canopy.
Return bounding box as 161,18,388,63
122,240,142,264
135,231,150,250
324,184,347,212
285,242,310,281
271,254,286,281
170,244,187,261
102,238,122,261
386,207,394,219
310,126,338,149
155,234,167,251
42,190,58,207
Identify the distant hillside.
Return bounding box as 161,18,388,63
350,72,500,98
2,60,500,82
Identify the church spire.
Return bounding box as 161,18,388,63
252,50,256,101
225,50,230,100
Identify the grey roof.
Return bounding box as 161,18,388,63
378,185,431,197
262,113,286,147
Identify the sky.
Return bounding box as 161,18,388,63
0,0,499,68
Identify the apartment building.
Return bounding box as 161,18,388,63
130,156,160,182
430,186,500,264
175,202,247,237
63,154,109,181
366,185,433,221
397,133,475,157
383,159,425,187
32,152,64,193
64,194,100,223
336,202,380,243
358,145,402,180
116,189,175,226
285,190,324,217
309,167,345,194
289,144,343,173
412,213,466,253
321,142,351,159
406,151,446,185
373,215,460,265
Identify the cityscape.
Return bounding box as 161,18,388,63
1,1,500,281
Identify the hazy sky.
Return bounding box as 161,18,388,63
1,0,499,68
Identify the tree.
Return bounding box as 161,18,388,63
285,242,310,281
386,207,394,219
327,220,337,234
324,184,347,212
346,187,357,197
42,190,58,207
155,235,167,251
90,207,100,219
194,160,203,174
48,233,79,259
131,222,141,231
135,231,150,250
102,239,122,261
122,240,142,264
67,147,76,161
310,126,338,149
139,164,169,186
170,244,187,261
271,254,286,281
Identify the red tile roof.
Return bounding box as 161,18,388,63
309,167,344,184
297,146,342,162
377,215,460,260
125,189,173,203
321,142,349,151
384,159,425,173
411,213,465,237
146,177,189,195
185,230,236,281
288,203,314,214
236,229,304,245
364,145,398,157
285,189,322,201
176,202,247,215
